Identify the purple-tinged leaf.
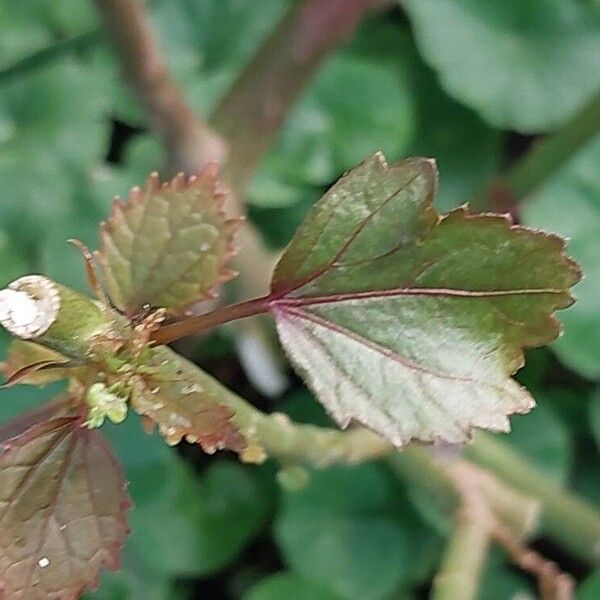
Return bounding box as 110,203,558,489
0,418,131,599
270,153,580,446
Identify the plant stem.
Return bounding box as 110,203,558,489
465,432,600,564
210,0,379,195
431,504,493,600
152,296,271,345
507,90,600,198
155,344,391,466
93,0,227,172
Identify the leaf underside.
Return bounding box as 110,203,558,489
98,166,240,316
0,417,130,599
270,153,580,446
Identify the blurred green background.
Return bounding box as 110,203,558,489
1,0,600,598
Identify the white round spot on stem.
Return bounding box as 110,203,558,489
0,275,60,339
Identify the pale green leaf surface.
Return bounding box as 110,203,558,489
522,135,600,378
99,169,239,315
403,0,600,132
271,154,579,446
0,418,130,600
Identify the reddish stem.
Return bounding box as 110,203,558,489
151,296,271,345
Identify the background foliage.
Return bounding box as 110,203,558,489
0,0,599,598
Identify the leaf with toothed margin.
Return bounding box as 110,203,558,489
98,166,241,315
129,345,245,454
269,153,580,447
0,415,131,600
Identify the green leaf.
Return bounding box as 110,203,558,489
275,463,436,599
503,401,571,484
249,50,414,208
151,0,288,116
578,570,600,600
403,0,600,132
589,390,600,451
98,169,240,315
0,417,130,599
270,153,579,446
406,48,502,212
522,135,600,378
244,572,339,600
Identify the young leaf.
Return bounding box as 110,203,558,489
98,167,239,316
0,417,130,599
270,153,580,446
129,346,245,453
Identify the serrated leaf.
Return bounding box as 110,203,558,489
270,153,580,446
403,0,600,132
522,135,600,378
129,346,244,452
99,168,239,315
0,417,130,599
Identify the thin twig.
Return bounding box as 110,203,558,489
494,524,575,600
475,89,600,213
94,0,227,172
211,0,381,195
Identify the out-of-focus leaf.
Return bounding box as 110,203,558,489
98,169,239,315
578,570,600,600
403,0,600,132
275,463,437,599
270,154,580,446
406,52,501,212
244,572,339,600
503,401,571,484
0,418,130,599
106,410,273,578
479,551,535,600
0,56,111,263
523,135,600,378
148,460,274,576
249,53,414,208
589,389,600,451
151,0,288,116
